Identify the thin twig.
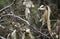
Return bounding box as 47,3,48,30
0,0,16,12
6,14,30,25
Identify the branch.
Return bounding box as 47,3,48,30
6,14,30,25
0,0,16,12
3,14,50,38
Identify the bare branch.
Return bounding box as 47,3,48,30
0,0,16,12
6,14,30,25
